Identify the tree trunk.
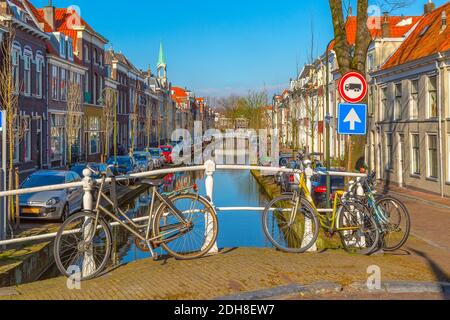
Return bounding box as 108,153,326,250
329,0,371,172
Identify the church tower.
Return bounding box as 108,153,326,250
157,42,167,87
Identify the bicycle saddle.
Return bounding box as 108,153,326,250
140,179,164,187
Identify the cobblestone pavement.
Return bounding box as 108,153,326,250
0,235,448,300
0,184,449,300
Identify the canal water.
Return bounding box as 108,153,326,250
120,169,273,264
40,168,273,280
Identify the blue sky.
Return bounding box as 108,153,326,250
34,0,448,98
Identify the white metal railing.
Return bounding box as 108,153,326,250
0,160,366,247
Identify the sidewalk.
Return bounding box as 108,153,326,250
378,182,450,209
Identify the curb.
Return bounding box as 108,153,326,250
215,281,450,300
349,281,450,294
215,282,342,300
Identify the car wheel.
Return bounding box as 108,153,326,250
61,204,69,222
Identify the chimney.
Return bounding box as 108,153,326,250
424,0,435,15
382,12,390,37
43,1,55,30
442,10,447,31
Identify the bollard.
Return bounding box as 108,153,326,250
82,168,95,276
204,160,218,253
303,161,317,252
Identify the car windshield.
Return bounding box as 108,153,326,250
134,155,147,161
70,165,85,176
160,147,172,152
22,174,65,188
107,158,130,166
149,150,159,156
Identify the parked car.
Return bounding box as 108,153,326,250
70,163,107,179
160,145,173,164
19,170,83,221
70,163,111,196
107,156,139,175
149,148,165,168
280,160,303,192
310,168,346,208
133,152,154,172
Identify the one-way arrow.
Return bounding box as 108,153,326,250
343,108,361,130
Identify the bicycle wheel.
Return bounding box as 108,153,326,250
373,196,410,251
153,193,218,260
262,194,319,253
337,200,379,255
54,211,112,281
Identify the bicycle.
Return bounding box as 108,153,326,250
53,165,219,281
262,169,380,255
351,171,411,251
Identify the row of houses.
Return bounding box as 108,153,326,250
0,0,215,180
272,1,450,196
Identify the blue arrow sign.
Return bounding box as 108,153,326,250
337,103,367,135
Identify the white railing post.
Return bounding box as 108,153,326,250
82,169,95,276
303,161,317,252
204,160,218,253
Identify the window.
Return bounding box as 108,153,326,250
60,36,66,58
368,53,374,71
12,47,20,93
51,114,65,161
394,83,402,120
428,76,437,118
24,117,31,162
410,80,419,119
84,44,90,62
23,53,31,95
386,133,393,170
51,66,59,100
60,69,67,101
93,48,97,65
68,39,73,60
427,134,438,178
89,117,100,155
411,133,420,175
36,58,43,97
381,87,388,121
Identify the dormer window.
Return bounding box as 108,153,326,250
68,38,74,61
60,36,66,58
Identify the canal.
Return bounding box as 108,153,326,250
120,169,272,265
40,168,273,280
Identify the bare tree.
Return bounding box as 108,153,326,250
101,87,116,161
328,0,413,171
66,81,83,166
130,82,140,154
0,25,27,225
144,103,152,151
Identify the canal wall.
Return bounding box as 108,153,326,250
0,184,149,288
250,169,340,250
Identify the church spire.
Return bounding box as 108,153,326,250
157,42,166,68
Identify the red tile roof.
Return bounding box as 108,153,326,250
34,7,99,52
382,3,450,69
172,87,189,98
329,15,421,50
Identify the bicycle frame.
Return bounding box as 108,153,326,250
292,172,361,233
88,175,191,246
